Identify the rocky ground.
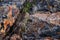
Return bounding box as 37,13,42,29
1,11,60,40
0,0,60,40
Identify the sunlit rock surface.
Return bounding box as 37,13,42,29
30,12,60,26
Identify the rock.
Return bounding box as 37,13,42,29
10,34,22,40
30,12,60,26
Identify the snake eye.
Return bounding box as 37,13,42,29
2,15,7,19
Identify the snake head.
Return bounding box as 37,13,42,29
0,5,19,35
